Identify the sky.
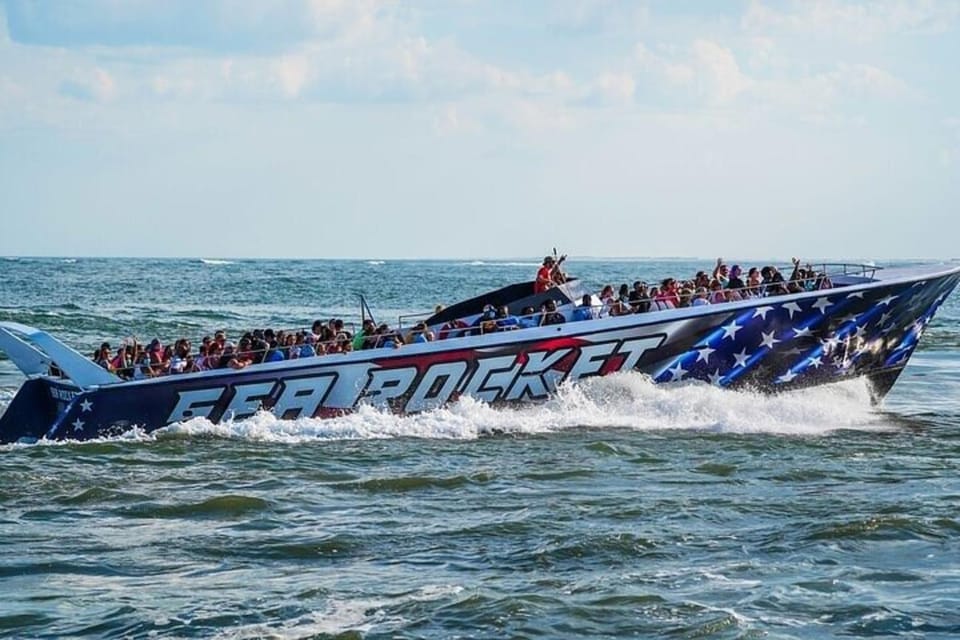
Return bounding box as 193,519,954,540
0,0,958,260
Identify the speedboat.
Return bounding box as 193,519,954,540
1,262,958,443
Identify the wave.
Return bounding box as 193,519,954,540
155,372,884,444
366,260,385,265
0,373,889,450
200,259,234,265
61,258,77,264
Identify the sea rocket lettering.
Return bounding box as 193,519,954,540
272,374,338,419
504,348,572,401
223,382,276,420
163,334,670,424
167,387,226,423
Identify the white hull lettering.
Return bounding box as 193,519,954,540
405,361,468,413
505,349,571,401
616,336,666,371
460,355,522,403
362,367,418,407
224,382,276,420
272,374,338,419
565,342,618,382
167,387,227,423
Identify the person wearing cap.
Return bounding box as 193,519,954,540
535,256,556,294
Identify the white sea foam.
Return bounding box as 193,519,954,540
366,260,385,265
211,596,406,639
61,258,77,263
200,258,234,265
157,372,886,444
463,260,539,267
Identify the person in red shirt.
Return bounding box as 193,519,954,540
534,256,556,294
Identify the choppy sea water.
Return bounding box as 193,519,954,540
2,257,960,639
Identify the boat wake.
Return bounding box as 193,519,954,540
155,372,885,444
0,373,894,449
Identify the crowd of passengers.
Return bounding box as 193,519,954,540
92,257,831,378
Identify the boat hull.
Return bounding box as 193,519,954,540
2,265,958,442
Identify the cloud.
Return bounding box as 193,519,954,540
742,0,960,41
592,71,635,105
691,39,750,104
58,67,115,102
274,54,311,97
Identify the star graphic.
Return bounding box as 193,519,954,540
759,330,780,350
708,369,723,386
838,313,859,325
721,320,743,341
777,370,798,383
667,361,687,382
847,291,866,299
733,348,751,368
820,336,842,350
72,418,85,432
80,399,93,413
812,297,833,313
782,347,803,356
782,302,802,319
752,306,774,320
852,326,866,340
696,346,715,363
877,294,898,306
792,326,813,338
808,356,823,369
879,311,893,325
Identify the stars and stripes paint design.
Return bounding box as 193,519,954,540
652,274,960,391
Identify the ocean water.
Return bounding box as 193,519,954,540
1,257,960,639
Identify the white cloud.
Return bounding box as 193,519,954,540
692,40,750,104
274,54,311,97
635,42,694,86
59,67,116,102
593,71,635,105
742,0,960,40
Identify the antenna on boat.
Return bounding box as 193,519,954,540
358,294,376,325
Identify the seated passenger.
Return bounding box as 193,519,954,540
628,281,651,313
541,300,566,325
407,322,433,344
495,305,520,331
299,334,317,358
264,340,285,363
658,278,680,308
132,350,155,379
572,294,598,322
743,267,763,298
353,319,378,350
709,279,727,304
438,317,468,340
471,305,498,336
727,265,746,291
762,266,788,296
713,258,730,286
94,342,114,372
691,287,711,306
168,340,190,374
375,324,402,349
518,306,541,329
